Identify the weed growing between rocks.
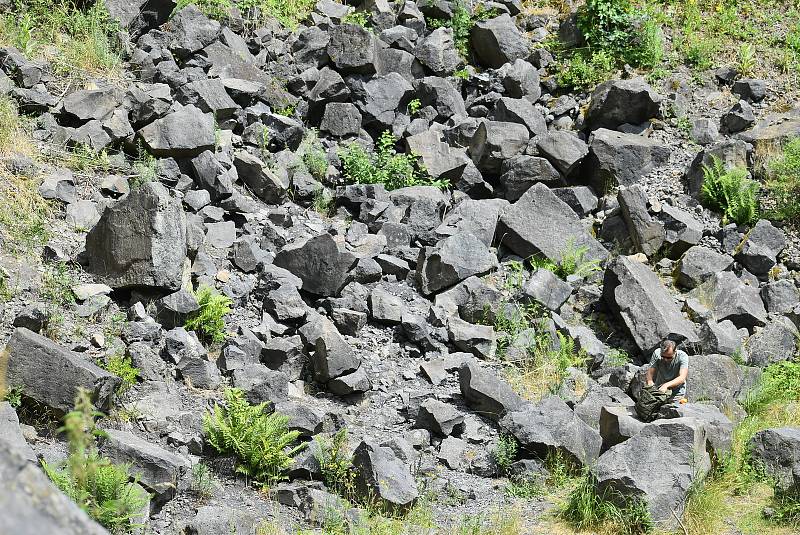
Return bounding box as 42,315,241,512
340,131,448,191
491,434,518,475
426,1,497,59
98,352,140,394
529,240,602,280
700,156,760,227
203,387,305,487
561,471,654,535
314,427,355,496
41,389,148,533
185,285,233,345
190,462,217,499
766,137,800,222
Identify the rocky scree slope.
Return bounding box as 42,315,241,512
1,0,800,534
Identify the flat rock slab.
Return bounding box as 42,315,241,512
496,182,608,264
603,255,699,354
5,327,119,413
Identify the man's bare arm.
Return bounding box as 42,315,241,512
646,366,655,386
659,367,688,391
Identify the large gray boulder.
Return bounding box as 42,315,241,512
5,328,119,413
104,0,175,39
435,198,508,247
599,404,646,450
310,319,361,383
496,182,608,264
168,4,220,58
536,130,588,176
675,246,734,289
233,151,289,204
499,155,563,202
659,204,703,259
687,354,744,409
595,418,711,526
618,185,665,257
658,403,734,454
745,317,799,367
0,446,108,535
327,23,377,74
416,233,498,295
459,361,525,421
352,440,419,512
522,268,572,311
138,104,215,157
585,78,662,131
603,255,699,354
691,271,767,330
750,427,800,492
470,14,530,68
84,182,187,291
274,233,357,297
585,128,670,188
100,429,189,501
734,219,786,277
501,396,602,466
469,120,529,174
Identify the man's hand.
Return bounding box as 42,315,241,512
658,384,669,393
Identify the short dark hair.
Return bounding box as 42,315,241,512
661,340,676,352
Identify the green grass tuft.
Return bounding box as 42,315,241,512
99,353,139,394
561,471,654,534
766,138,800,222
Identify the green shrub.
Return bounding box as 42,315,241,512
203,388,304,487
312,186,335,217
700,156,759,226
340,131,448,191
491,434,518,475
556,49,616,91
772,490,800,527
301,136,328,180
185,285,232,344
342,10,369,27
239,0,317,29
561,471,653,534
42,389,148,532
100,353,139,394
2,385,23,408
314,427,355,495
742,361,800,416
766,138,800,221
41,262,76,307
190,462,216,499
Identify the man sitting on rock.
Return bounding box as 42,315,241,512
646,339,689,403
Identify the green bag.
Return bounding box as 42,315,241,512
635,385,671,422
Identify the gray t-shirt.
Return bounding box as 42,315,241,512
649,348,689,398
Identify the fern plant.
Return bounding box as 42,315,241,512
185,285,232,344
203,388,304,487
530,240,601,280
700,156,759,226
42,389,148,532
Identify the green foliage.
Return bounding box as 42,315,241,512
238,0,317,29
42,389,148,532
314,427,355,495
203,388,304,487
556,49,616,91
766,138,800,222
504,475,544,499
572,0,663,78
453,68,470,80
407,98,421,116
491,434,518,475
561,471,654,534
185,285,232,345
312,186,335,217
772,490,800,527
742,361,800,416
607,348,631,366
0,0,121,79
529,240,601,280
173,0,232,20
275,104,296,117
100,353,139,394
342,10,369,27
340,131,448,191
2,385,23,408
41,261,76,307
190,462,216,499
501,260,524,292
700,156,759,226
737,42,757,77
302,139,328,181
131,142,156,189
426,0,495,59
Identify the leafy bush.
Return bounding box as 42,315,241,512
491,434,518,475
302,142,328,181
561,471,653,534
742,361,800,416
185,285,232,344
239,0,317,29
100,353,139,394
766,138,800,221
340,131,447,191
700,156,759,226
556,49,616,91
426,0,492,59
190,462,216,499
203,388,304,487
342,10,369,27
42,389,148,532
314,427,355,495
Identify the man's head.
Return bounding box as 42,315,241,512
660,340,677,360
